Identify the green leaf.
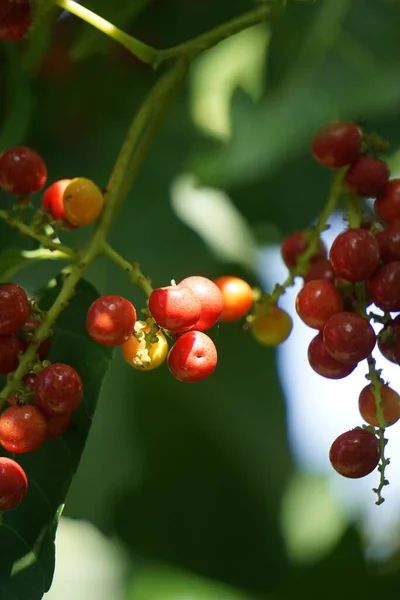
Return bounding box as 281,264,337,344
0,248,35,283
0,278,113,600
0,47,33,149
127,565,253,600
195,0,400,188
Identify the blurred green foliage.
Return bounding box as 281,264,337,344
1,0,400,598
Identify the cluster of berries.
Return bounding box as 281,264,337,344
86,275,255,382
280,121,400,483
0,146,104,227
0,0,31,41
0,283,83,510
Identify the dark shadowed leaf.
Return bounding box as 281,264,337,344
0,278,113,600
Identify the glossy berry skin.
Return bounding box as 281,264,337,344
178,276,224,331
22,372,36,388
374,179,400,224
251,305,293,346
0,458,28,511
344,157,389,198
0,283,29,335
34,363,83,416
368,262,400,311
20,318,52,360
86,295,137,346
0,335,23,375
167,330,217,383
378,316,400,365
323,312,376,364
329,429,380,478
296,280,343,330
63,177,104,226
329,228,380,282
376,222,400,263
148,286,201,333
359,384,400,427
281,231,327,269
42,179,72,220
47,413,71,439
303,259,335,284
122,323,168,370
213,276,253,322
311,122,362,168
0,405,47,453
0,146,47,194
0,0,31,40
308,333,357,379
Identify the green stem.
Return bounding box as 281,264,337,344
101,242,153,296
54,0,157,65
118,58,189,206
346,192,362,228
366,356,390,506
55,0,280,68
157,3,280,64
0,209,77,258
268,168,345,305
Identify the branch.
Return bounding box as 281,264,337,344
0,209,77,258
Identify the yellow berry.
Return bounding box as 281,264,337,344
63,177,104,226
121,321,168,371
251,305,293,346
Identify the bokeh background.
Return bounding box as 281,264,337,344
2,0,400,598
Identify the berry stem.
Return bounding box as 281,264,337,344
156,4,281,65
53,0,158,65
54,0,280,68
366,356,390,506
268,168,346,305
0,209,77,258
346,191,362,228
101,242,153,296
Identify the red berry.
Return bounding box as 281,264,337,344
213,276,253,322
296,280,343,330
0,405,47,453
42,179,72,220
374,179,400,224
0,283,29,335
359,384,400,427
344,157,389,198
329,228,380,281
377,316,400,365
329,429,380,478
167,330,217,382
22,372,36,388
0,0,31,41
148,286,201,333
19,318,52,360
281,231,327,269
46,413,72,439
311,121,362,168
178,276,224,331
376,222,400,262
34,363,83,416
303,259,335,284
0,146,47,194
308,333,357,379
323,312,376,364
0,335,23,374
368,262,400,311
0,457,28,511
86,295,137,346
